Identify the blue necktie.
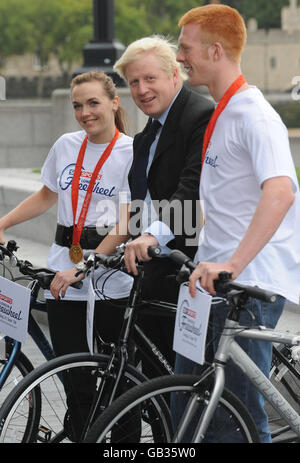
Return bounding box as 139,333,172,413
131,120,161,201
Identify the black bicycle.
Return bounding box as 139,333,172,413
0,245,181,443
84,249,300,444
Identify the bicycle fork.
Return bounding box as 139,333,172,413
173,324,236,443
172,364,225,443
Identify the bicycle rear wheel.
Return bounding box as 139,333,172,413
0,352,172,443
85,374,260,443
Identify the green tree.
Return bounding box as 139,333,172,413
49,0,92,75
0,0,33,68
219,0,290,29
115,0,152,45
115,0,205,45
23,0,92,73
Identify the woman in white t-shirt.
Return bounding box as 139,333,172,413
0,71,133,440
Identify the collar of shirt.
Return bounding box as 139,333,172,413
141,88,182,239
152,87,182,127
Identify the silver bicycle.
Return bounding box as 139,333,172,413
84,249,300,443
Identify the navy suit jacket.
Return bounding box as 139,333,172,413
128,85,214,259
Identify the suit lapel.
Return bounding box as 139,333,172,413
152,86,190,164
129,86,191,183
129,118,152,182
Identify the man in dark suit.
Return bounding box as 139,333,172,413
112,35,214,373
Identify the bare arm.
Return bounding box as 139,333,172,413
0,185,58,243
189,176,295,296
94,203,131,256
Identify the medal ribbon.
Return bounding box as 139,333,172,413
201,74,246,170
71,127,119,246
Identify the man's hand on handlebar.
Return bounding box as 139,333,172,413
124,234,159,276
189,261,236,297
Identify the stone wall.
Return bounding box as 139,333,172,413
0,88,298,170
0,100,53,168
242,29,300,92
0,88,147,168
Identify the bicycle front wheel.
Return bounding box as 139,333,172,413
0,352,172,443
0,343,42,443
85,374,260,443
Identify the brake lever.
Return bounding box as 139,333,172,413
176,264,190,284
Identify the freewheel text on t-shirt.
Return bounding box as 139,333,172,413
204,153,219,168
59,163,116,197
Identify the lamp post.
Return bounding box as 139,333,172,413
73,0,126,86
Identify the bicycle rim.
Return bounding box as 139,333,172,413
0,348,42,443
0,353,164,443
85,374,259,443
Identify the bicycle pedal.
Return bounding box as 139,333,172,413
38,425,52,442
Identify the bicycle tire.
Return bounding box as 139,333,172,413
267,345,300,442
0,344,42,443
85,374,260,443
0,352,172,443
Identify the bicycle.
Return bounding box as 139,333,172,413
0,239,83,442
0,245,183,443
83,248,300,444
267,342,300,442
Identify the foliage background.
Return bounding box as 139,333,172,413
0,0,292,72
1,0,299,127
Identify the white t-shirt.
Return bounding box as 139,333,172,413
41,130,134,300
195,87,300,304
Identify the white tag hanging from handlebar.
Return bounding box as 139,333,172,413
86,275,96,354
173,282,212,365
0,275,31,343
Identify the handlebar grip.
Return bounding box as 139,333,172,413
38,273,83,290
168,249,196,270
95,253,122,268
229,282,277,303
147,246,162,258
71,281,83,289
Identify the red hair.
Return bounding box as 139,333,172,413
178,4,247,62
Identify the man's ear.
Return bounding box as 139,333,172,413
210,42,224,61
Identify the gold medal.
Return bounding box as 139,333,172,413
69,243,83,264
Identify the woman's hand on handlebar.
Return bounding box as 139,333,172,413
0,229,6,245
50,267,84,299
124,234,159,276
189,261,236,297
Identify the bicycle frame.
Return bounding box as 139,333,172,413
175,319,300,443
79,265,175,440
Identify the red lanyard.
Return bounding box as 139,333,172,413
201,74,246,170
71,127,119,246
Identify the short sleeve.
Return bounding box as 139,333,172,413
119,147,133,205
244,117,298,192
40,146,58,193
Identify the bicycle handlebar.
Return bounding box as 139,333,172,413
79,245,277,304
161,248,277,304
0,240,83,290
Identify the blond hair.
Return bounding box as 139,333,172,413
178,4,247,63
114,35,186,82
